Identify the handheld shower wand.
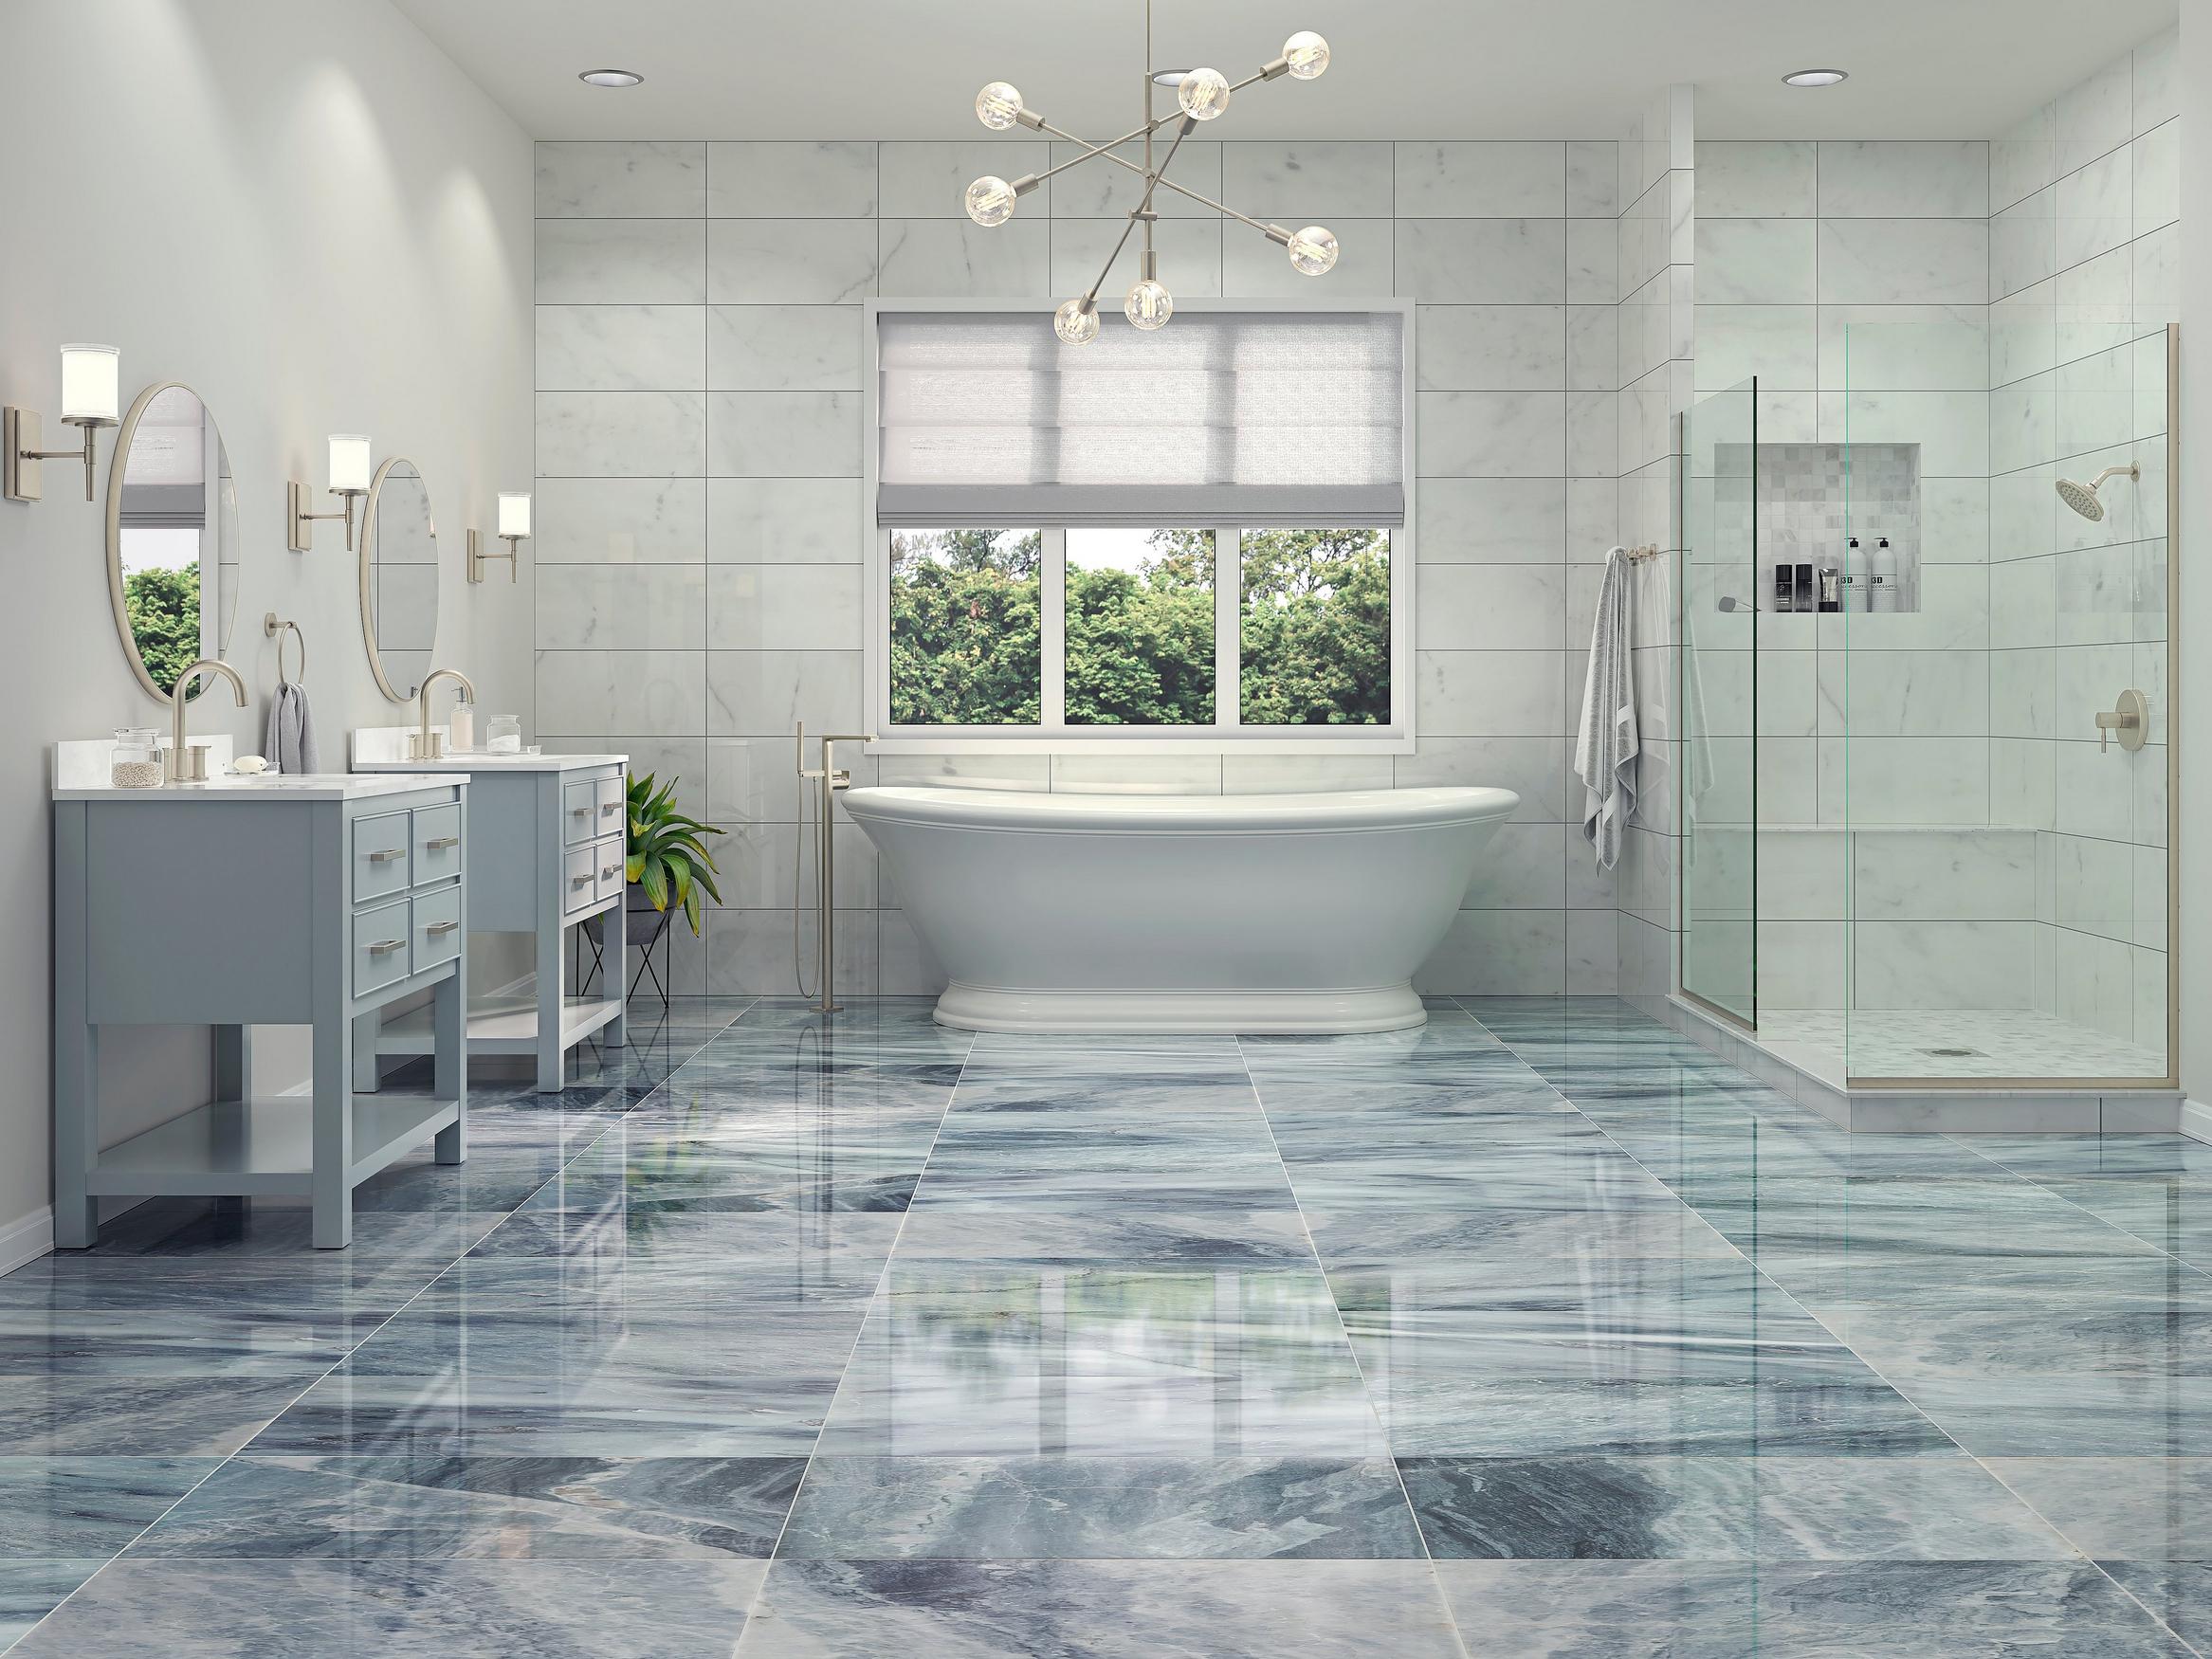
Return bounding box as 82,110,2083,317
793,722,875,1012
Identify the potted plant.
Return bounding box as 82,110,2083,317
626,772,724,935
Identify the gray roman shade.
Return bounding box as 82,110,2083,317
874,309,1405,528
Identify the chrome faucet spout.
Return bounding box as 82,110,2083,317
413,667,477,760
169,659,247,782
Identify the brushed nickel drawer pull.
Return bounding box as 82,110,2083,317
366,848,406,864
367,939,406,956
423,835,460,850
571,805,589,816
601,865,619,880
424,920,460,936
600,801,620,814
571,873,592,888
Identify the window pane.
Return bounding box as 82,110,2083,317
1065,528,1215,726
888,528,1042,725
1238,528,1391,726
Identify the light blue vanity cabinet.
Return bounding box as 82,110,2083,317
353,730,627,1091
51,744,468,1249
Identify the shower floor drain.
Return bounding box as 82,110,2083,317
1918,1047,1985,1059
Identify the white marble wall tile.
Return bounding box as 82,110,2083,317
1694,219,1817,304
1991,189,2057,301
2132,27,2179,136
707,141,878,217
1417,564,1566,651
1218,141,1396,221
2054,242,2135,360
876,753,1047,793
1812,564,1989,653
705,392,860,477
1049,754,1223,793
708,735,872,824
1815,647,1988,737
1854,921,2038,1010
537,220,706,303
1413,908,1567,995
705,564,864,651
1816,389,1988,478
1989,647,2056,739
1219,755,1395,793
1565,140,1618,219
2051,831,2136,942
706,305,862,391
2132,224,2178,327
1695,306,1817,391
1988,373,2055,476
538,565,707,650
545,735,706,814
2050,926,2134,1038
1417,479,1566,564
1048,140,1219,218
1817,737,1988,825
1051,217,1221,300
536,305,705,392
1817,219,1988,305
1222,215,1392,298
1394,219,1565,303
1416,306,1565,391
706,220,879,303
1417,650,1564,737
1991,737,2057,830
1565,217,1618,305
880,909,948,995
1693,141,1816,219
2055,144,2132,270
1564,825,1619,911
2129,120,2178,236
1566,479,1618,563
2056,55,2133,174
1991,103,2056,216
537,141,706,218
1394,142,1564,217
534,648,707,737
1416,391,1565,478
879,140,1051,218
1570,389,1619,480
704,908,877,997
1565,909,1619,995
711,820,877,910
1992,282,2058,389
1397,735,1567,822
535,478,706,564
1816,141,1989,218
536,391,706,478
707,649,864,736
1566,305,1617,392
1988,552,2057,648
1459,820,1565,908
707,478,865,564
878,218,1050,297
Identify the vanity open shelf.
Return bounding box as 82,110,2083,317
86,1092,461,1197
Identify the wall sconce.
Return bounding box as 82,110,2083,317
4,344,121,503
469,491,529,582
287,433,371,552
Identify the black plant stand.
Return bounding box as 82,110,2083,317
576,898,673,1013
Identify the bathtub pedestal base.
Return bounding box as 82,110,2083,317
933,981,1429,1035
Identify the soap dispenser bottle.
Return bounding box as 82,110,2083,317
1870,538,1900,613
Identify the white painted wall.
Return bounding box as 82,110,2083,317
0,0,534,1252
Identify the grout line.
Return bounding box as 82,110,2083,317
8,994,756,1649
1461,994,2206,1658
1233,1032,1475,1659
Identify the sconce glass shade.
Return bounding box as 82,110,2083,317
327,434,372,493
498,492,532,537
1282,31,1331,79
976,82,1024,130
1286,226,1339,275
1177,67,1232,120
59,345,119,423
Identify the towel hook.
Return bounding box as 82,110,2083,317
264,612,306,685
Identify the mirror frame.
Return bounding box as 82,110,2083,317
105,380,239,702
357,453,440,704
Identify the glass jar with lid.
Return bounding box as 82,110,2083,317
485,714,522,754
112,728,165,789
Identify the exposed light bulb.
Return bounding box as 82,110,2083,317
1282,31,1330,79
1287,225,1338,276
976,82,1024,130
1124,278,1173,330
1054,297,1101,345
966,175,1017,227
1177,67,1232,120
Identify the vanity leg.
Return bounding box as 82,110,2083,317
311,1007,354,1249
432,966,466,1165
605,902,628,1049
351,1012,381,1092
52,1021,98,1249
535,907,564,1092
213,1025,253,1101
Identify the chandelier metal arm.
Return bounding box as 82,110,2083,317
1085,116,1193,305
1032,116,1274,235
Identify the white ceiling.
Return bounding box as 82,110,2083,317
392,0,2178,143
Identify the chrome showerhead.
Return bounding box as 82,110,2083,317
2056,463,2139,522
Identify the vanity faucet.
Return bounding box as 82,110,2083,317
168,659,247,782
412,667,477,760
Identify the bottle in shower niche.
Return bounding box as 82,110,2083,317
1775,563,1795,613
1870,538,1901,612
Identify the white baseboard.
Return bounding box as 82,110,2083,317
0,1206,54,1276
2182,1097,2212,1148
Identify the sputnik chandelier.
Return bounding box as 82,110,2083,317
962,2,1336,342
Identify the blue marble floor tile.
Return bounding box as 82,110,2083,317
0,1373,324,1457
1982,1458,2212,1561
888,1195,1315,1267
1302,1202,1740,1267
518,1134,927,1215
2098,1562,2212,1654
0,1559,106,1652
777,1455,1427,1559
0,1458,216,1556
0,1304,369,1376
742,1559,1465,1656
461,1209,903,1285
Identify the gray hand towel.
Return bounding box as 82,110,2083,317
265,682,321,775
1575,546,1639,872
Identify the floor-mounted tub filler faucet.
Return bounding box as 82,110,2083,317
168,658,247,781
411,667,477,760
795,721,875,1012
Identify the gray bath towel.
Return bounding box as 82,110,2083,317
1575,545,1638,872
265,681,321,775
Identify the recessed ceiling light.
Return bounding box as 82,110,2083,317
578,68,643,88
1151,69,1188,86
1782,68,1848,87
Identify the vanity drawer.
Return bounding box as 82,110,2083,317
594,775,626,836
562,842,598,915
563,779,597,847
411,804,463,887
593,833,626,907
352,812,413,902
411,886,463,974
352,898,412,998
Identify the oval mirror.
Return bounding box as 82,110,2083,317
359,456,440,702
106,383,241,702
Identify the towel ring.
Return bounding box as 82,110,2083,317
264,611,306,685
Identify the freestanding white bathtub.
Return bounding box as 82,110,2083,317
842,785,1518,1033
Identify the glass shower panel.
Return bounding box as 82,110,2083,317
1841,319,2173,1085
1680,378,1757,1027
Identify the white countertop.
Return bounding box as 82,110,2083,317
54,738,458,801
351,725,626,773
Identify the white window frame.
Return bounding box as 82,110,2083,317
862,297,1417,757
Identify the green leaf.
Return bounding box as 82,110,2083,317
640,853,669,912
682,883,704,935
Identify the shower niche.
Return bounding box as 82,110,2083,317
1713,441,1921,612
